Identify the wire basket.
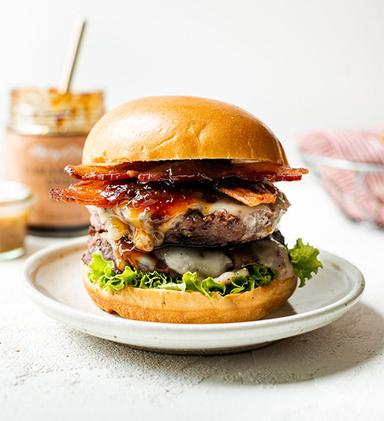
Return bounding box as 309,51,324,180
301,152,384,228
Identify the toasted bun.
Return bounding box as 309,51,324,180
82,265,297,324
82,96,288,165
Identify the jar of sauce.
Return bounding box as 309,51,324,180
0,181,32,260
5,88,104,236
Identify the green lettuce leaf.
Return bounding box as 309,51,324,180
288,238,322,287
250,264,275,286
87,253,276,297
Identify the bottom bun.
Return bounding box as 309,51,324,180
82,264,297,324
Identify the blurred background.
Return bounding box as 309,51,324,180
1,0,384,136
0,0,384,252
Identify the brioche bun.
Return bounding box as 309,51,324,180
83,265,297,324
82,96,288,165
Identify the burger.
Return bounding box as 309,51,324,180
51,96,322,324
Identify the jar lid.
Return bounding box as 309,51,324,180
0,181,33,206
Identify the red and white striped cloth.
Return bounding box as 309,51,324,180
298,130,384,227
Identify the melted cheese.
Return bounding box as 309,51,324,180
135,253,157,271
213,268,250,285
204,199,256,216
250,238,294,279
156,247,232,277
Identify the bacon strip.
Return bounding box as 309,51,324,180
138,165,307,182
65,162,153,181
51,178,281,211
268,167,309,182
137,162,308,183
137,160,227,182
51,181,132,207
219,186,276,207
50,180,193,211
65,160,308,183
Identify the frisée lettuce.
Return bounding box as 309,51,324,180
288,238,322,287
87,252,275,297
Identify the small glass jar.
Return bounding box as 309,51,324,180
4,88,104,237
0,181,33,260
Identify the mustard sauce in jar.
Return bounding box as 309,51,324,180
0,181,32,260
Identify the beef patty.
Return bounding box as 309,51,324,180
164,202,285,246
89,188,289,251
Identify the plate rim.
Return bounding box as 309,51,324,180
23,237,365,332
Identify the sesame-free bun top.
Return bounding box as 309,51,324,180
82,96,288,165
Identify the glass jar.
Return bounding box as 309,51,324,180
0,181,32,260
5,88,104,236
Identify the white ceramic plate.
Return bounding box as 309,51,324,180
24,238,364,354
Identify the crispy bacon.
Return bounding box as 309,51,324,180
137,162,307,183
50,180,196,212
65,160,308,183
218,185,276,207
51,180,133,207
268,167,309,182
51,178,280,212
138,160,228,182
65,162,154,181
